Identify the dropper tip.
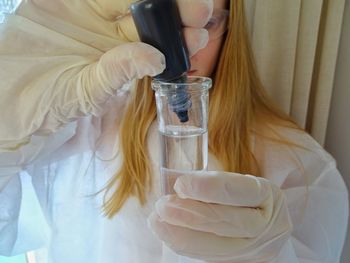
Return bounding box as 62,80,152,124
176,111,189,122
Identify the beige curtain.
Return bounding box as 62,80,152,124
244,0,346,146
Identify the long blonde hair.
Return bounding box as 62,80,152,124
103,0,296,217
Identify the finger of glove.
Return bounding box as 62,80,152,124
155,195,269,238
178,0,213,28
260,186,293,241
148,212,262,262
97,42,165,89
184,28,209,56
174,171,272,208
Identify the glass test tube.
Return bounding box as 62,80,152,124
152,76,212,195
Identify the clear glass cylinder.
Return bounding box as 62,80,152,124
152,76,212,195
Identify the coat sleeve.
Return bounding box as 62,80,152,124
0,0,126,188
285,163,348,263
0,121,78,256
0,1,122,255
266,130,349,263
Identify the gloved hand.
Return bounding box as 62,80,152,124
0,0,212,143
148,171,293,262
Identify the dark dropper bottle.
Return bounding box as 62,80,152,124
130,0,191,122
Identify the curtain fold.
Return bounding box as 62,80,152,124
244,0,346,145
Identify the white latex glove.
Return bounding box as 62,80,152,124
0,0,212,147
148,171,293,263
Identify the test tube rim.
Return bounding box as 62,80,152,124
151,76,212,92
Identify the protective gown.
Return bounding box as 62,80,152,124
0,2,348,263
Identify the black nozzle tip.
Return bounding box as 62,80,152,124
176,111,189,123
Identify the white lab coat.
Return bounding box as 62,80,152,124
0,7,348,263
0,90,348,263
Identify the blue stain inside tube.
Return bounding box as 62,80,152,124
130,0,192,122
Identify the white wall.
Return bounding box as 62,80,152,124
325,1,350,262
